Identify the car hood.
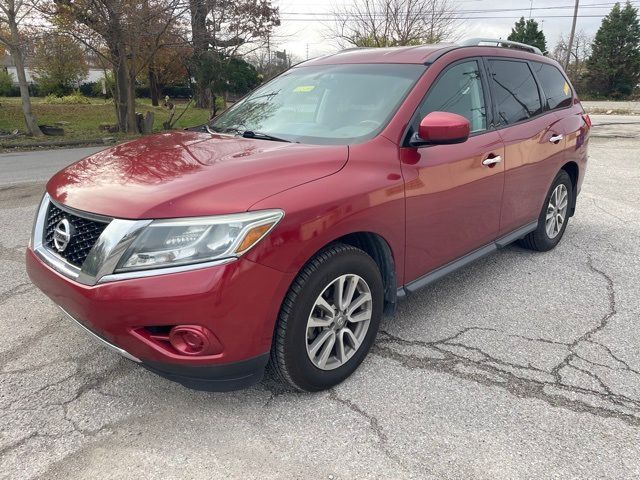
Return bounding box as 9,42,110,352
47,131,348,219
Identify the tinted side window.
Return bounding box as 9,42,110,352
417,60,487,133
531,62,573,110
488,60,542,125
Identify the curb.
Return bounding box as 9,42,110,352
0,138,115,151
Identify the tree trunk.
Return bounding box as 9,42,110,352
189,0,211,108
193,82,211,109
8,17,42,137
127,69,137,133
111,49,130,132
148,61,160,106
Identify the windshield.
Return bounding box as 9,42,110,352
209,64,426,145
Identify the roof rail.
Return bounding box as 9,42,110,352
460,38,543,55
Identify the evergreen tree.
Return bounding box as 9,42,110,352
508,17,547,53
586,2,640,98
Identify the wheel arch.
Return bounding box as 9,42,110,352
335,232,399,317
283,231,400,318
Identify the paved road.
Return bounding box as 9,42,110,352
0,146,105,185
582,100,640,114
1,122,640,479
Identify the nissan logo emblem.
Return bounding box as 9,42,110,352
53,218,73,252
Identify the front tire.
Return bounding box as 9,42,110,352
269,243,384,392
519,169,573,252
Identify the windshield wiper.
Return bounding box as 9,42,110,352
241,130,292,143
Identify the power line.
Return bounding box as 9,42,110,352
278,14,635,22
278,1,637,16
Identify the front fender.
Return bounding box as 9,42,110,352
244,138,406,284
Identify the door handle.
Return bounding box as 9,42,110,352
482,155,502,166
549,134,564,143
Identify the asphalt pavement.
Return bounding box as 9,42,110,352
1,116,640,479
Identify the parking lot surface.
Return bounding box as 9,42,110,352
1,118,640,479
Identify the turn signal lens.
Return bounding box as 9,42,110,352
235,223,274,254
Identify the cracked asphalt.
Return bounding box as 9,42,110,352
1,115,640,479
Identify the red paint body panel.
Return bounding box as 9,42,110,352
246,135,406,280
418,112,470,144
305,45,448,65
47,130,348,219
497,112,566,235
26,248,294,365
497,106,588,236
553,105,590,194
400,132,505,281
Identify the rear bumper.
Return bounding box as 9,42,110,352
27,247,293,390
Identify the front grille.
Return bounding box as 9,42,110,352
44,203,110,268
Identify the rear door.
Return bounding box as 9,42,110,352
401,59,505,283
486,58,568,236
530,61,590,197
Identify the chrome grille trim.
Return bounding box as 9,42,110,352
32,194,152,286
44,202,110,268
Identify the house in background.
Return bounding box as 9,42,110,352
0,53,106,86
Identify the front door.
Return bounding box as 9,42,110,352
401,59,505,284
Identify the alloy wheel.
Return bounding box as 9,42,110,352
545,184,569,239
305,274,373,370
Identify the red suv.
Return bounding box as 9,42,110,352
27,40,590,392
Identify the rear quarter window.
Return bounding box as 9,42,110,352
487,59,543,125
531,62,573,110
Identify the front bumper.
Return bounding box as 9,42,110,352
26,247,293,390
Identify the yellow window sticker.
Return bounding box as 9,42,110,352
294,85,315,93
563,82,570,96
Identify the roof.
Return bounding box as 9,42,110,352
304,44,453,66
300,40,548,67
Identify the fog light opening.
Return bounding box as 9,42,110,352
169,326,213,356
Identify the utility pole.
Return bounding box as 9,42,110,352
565,0,579,68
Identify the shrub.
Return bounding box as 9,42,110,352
0,70,15,96
78,82,97,97
162,85,192,99
43,91,92,104
215,96,225,112
33,81,73,97
31,33,89,96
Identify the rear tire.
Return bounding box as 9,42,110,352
519,170,573,252
269,243,384,392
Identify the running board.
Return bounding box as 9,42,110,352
397,221,537,298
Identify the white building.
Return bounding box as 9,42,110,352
1,54,106,86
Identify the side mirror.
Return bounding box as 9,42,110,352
410,111,470,146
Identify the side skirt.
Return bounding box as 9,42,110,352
397,221,537,298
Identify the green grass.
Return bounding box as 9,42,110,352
0,96,211,150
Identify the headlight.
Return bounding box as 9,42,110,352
116,210,283,272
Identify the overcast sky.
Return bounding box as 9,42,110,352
270,0,639,60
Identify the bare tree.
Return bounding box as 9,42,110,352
0,0,43,136
50,0,186,133
328,0,458,48
551,30,592,90
247,49,294,79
